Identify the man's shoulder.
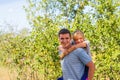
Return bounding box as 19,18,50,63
72,48,91,61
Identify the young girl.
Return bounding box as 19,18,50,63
58,30,91,80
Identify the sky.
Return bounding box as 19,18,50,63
0,0,96,33
0,0,31,33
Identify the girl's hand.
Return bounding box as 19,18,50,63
58,45,65,52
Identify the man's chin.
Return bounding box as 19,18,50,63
62,44,70,48
61,44,66,48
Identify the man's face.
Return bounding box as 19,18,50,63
59,33,71,48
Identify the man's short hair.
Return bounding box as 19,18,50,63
58,28,71,37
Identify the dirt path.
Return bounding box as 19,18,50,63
0,67,17,80
0,67,10,80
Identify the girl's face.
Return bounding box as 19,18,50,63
73,34,84,44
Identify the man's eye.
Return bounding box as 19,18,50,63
61,38,64,40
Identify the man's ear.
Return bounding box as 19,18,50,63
58,37,61,41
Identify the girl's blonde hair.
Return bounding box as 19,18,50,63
72,30,85,39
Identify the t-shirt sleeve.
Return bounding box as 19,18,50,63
75,48,92,65
58,50,62,55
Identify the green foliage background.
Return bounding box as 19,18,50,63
0,0,120,80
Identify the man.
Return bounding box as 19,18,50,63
58,28,95,80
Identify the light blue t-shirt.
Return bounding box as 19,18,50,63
60,48,91,80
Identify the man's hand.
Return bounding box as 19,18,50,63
86,61,95,80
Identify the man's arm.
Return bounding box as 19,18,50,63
75,48,95,80
86,61,95,80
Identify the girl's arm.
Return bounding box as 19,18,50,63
75,42,87,48
59,46,76,59
59,42,88,59
58,45,67,59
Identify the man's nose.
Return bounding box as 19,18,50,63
63,39,67,42
63,39,68,43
